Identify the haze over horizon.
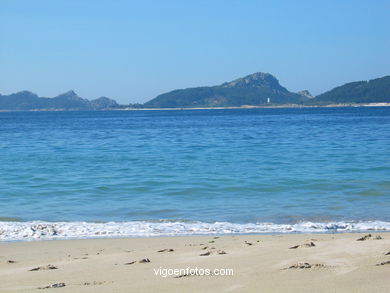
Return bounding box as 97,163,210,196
1,0,389,104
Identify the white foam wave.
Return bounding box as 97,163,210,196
1,220,389,241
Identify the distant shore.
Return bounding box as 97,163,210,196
1,102,390,112
117,102,390,111
1,233,389,292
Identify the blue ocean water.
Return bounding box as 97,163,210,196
1,107,390,239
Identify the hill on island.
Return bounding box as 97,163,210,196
2,73,390,110
144,72,310,108
0,90,119,111
313,76,390,104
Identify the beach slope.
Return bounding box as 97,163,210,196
1,233,389,292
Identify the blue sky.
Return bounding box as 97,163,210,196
1,0,389,104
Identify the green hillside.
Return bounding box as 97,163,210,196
144,72,309,108
314,76,390,103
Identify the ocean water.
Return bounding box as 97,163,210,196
1,107,390,240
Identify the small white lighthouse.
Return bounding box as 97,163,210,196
267,97,270,104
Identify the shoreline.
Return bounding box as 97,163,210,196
1,220,390,242
117,102,390,111
1,231,390,244
1,233,389,292
1,102,390,112
1,230,390,244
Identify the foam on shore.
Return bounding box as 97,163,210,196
1,220,389,241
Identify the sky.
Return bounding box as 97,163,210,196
0,0,389,104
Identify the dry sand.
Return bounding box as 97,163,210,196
1,233,389,292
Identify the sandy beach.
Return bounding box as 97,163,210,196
1,233,389,292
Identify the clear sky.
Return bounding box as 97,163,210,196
1,0,389,104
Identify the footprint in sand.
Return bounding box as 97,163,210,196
376,260,390,266
357,234,372,241
125,258,151,265
29,264,58,271
37,283,66,289
200,251,211,256
284,262,326,270
6,260,17,264
157,248,174,253
289,242,316,249
357,234,383,241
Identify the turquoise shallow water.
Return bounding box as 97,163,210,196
0,107,390,239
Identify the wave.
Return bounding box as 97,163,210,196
1,220,390,241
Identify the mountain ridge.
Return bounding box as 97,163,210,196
144,72,308,108
1,73,390,110
0,90,119,110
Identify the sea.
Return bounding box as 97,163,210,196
1,107,390,241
